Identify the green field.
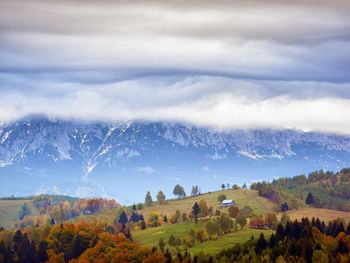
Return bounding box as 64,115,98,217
132,221,274,255
0,200,39,228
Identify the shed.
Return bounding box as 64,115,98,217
221,200,235,207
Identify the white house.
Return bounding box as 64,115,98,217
221,200,235,207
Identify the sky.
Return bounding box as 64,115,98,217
1,0,350,133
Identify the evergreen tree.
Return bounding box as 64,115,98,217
132,204,136,211
192,202,200,223
145,191,153,206
13,230,24,252
18,233,32,263
164,249,172,263
305,192,314,205
242,183,247,189
191,185,199,196
255,233,267,254
269,234,276,248
130,212,139,222
38,241,48,262
346,222,350,235
141,219,146,230
72,234,84,259
19,203,31,220
119,211,128,224
50,217,55,225
163,215,168,223
281,202,289,212
221,184,225,190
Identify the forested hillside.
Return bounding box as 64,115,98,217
252,168,350,212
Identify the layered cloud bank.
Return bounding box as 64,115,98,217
1,0,350,133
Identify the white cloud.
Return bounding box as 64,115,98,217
137,166,154,174
0,76,350,134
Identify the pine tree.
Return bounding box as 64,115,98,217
38,241,48,262
191,185,199,196
132,204,136,211
255,233,267,254
141,219,146,230
145,191,153,206
19,203,31,220
192,202,200,223
13,230,24,252
305,192,314,205
130,212,139,222
119,211,128,224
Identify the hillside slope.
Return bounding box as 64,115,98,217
70,189,276,225
0,200,39,228
279,207,350,223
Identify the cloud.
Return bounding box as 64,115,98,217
0,0,350,133
137,166,154,174
1,75,350,134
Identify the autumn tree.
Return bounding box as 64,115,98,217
173,184,186,198
228,206,239,218
156,191,166,204
158,238,165,252
236,214,247,229
196,230,207,242
264,213,278,229
206,221,216,236
145,191,153,206
198,199,209,217
216,213,234,233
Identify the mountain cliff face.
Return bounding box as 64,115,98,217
1,117,350,204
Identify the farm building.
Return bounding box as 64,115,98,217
221,200,235,207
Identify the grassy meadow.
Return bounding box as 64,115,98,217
132,220,274,255
0,200,39,228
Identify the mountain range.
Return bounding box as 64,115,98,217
1,116,350,204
